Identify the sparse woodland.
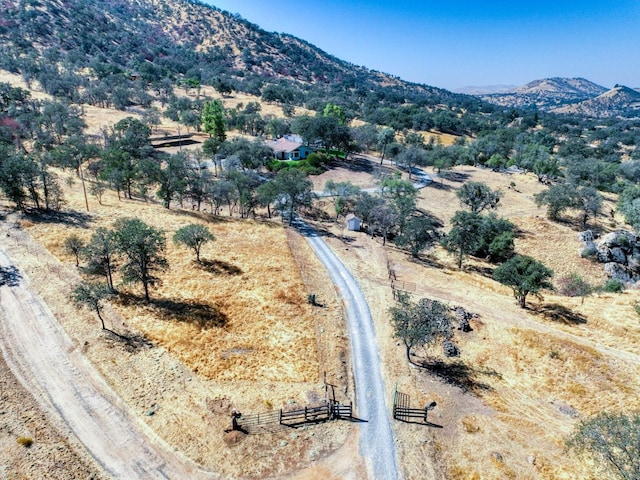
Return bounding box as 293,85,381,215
1,0,640,478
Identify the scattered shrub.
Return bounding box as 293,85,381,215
580,244,598,259
603,278,625,293
557,273,592,297
17,437,33,447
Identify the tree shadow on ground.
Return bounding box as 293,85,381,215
464,264,495,278
407,255,445,270
116,293,227,329
531,303,587,325
199,258,243,275
23,209,93,228
337,156,375,173
442,171,471,183
103,328,154,353
429,181,454,192
416,358,501,394
0,265,22,287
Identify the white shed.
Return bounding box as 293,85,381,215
346,214,362,231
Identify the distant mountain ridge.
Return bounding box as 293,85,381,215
477,77,639,117
551,85,640,117
513,77,607,96
453,85,517,95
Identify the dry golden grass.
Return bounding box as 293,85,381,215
9,169,353,478
309,163,640,479
29,182,319,384
4,65,640,478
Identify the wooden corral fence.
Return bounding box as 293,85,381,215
234,375,353,433
392,385,436,425
236,410,280,430
386,257,418,299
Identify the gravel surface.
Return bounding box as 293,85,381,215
295,219,400,480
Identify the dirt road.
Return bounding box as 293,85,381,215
295,220,400,480
0,246,221,480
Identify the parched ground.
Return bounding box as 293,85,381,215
4,157,639,480
0,352,108,480
0,175,358,478
2,69,639,479
310,162,640,479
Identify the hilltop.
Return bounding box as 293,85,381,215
479,77,609,111
477,77,640,117
0,0,487,127
551,84,640,117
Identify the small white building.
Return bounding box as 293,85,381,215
346,214,362,231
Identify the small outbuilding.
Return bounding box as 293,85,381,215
346,214,362,232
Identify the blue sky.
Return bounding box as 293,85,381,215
204,1,639,91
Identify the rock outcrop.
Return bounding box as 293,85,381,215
579,229,640,282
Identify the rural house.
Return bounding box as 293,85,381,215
268,135,314,160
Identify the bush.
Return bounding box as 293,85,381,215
603,278,625,293
17,437,33,447
580,244,598,259
557,273,592,297
566,411,640,480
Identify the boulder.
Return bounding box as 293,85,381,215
610,247,628,265
453,306,474,332
577,230,594,243
442,340,460,357
628,255,640,273
599,230,637,250
597,247,613,263
604,262,632,282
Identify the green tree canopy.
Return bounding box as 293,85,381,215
201,99,226,142
440,211,484,269
456,181,502,214
71,281,113,330
63,234,85,267
173,223,214,263
395,214,442,257
271,168,313,225
389,292,453,364
566,411,640,480
113,218,167,302
492,254,553,308
84,227,118,291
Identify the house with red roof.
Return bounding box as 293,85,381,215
268,135,314,161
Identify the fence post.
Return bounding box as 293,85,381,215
279,409,282,425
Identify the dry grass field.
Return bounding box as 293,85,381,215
311,163,640,479
3,177,356,478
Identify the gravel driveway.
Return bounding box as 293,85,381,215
295,219,400,480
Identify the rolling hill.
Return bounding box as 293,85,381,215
479,77,640,117
551,84,640,117
479,77,607,110
0,0,486,122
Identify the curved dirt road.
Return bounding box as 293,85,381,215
295,219,400,480
0,247,219,480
